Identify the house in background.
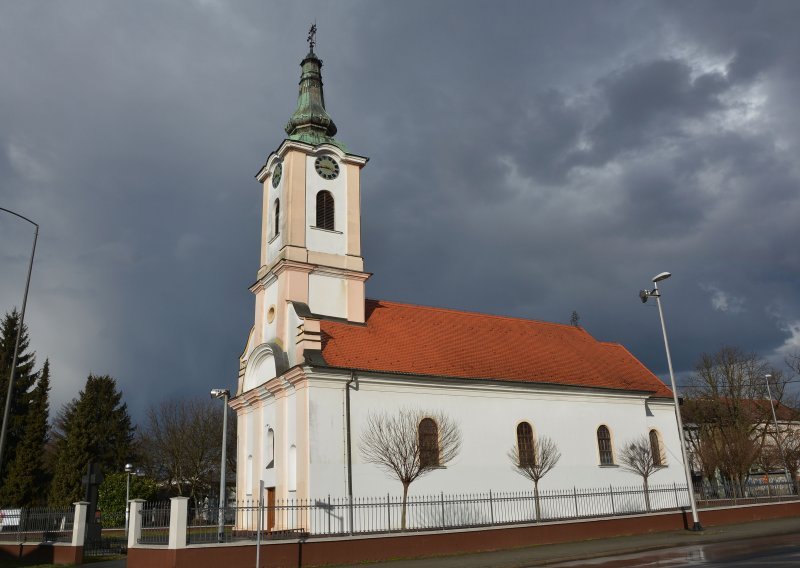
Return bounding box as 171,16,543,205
229,39,689,511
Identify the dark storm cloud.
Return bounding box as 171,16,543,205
1,0,799,421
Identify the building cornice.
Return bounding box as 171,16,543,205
256,139,368,183
304,366,664,403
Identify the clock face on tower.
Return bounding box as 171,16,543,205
272,163,282,188
314,155,340,180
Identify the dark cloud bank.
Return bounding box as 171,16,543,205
1,1,799,420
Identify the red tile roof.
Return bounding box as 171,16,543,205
320,299,673,398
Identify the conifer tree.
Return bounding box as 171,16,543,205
49,375,134,506
0,310,38,492
0,360,51,505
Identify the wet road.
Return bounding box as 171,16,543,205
544,532,800,567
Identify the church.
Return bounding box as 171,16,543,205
229,36,688,513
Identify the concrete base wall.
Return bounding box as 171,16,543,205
127,500,800,568
0,543,83,565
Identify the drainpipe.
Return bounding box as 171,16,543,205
345,371,356,534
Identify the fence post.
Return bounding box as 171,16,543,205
168,496,189,549
489,490,494,525
327,495,331,534
673,483,679,508
573,487,579,518
71,502,89,548
609,485,615,514
348,495,354,536
386,494,391,531
127,499,146,549
440,492,446,529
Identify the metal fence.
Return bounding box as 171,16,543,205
138,500,171,545
695,478,799,506
205,483,691,540
0,506,74,544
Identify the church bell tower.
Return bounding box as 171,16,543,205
238,28,369,396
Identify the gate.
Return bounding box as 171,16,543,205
83,510,127,557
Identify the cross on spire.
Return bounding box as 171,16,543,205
307,23,317,54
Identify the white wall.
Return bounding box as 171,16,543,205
306,371,688,500
308,273,347,319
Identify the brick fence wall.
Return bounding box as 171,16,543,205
127,500,800,568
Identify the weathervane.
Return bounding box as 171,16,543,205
307,23,317,53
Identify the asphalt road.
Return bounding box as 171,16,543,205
545,532,800,567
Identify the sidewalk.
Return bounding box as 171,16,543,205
332,516,800,568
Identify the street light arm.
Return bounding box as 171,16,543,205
0,207,39,229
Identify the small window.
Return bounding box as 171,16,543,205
246,454,254,495
597,425,614,465
316,190,334,230
266,428,275,469
288,444,297,492
273,199,280,238
649,429,663,466
419,418,439,467
517,422,535,467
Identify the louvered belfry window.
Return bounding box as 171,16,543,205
316,190,334,230
517,422,535,467
597,425,614,465
649,429,663,466
419,418,439,467
274,199,280,237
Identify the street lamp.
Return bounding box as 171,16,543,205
211,388,230,543
124,463,144,538
639,271,702,531
0,207,39,477
764,374,792,487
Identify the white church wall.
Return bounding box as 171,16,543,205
306,372,688,501
285,387,298,497
308,273,347,319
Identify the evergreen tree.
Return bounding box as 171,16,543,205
0,360,51,505
49,375,135,506
0,310,38,494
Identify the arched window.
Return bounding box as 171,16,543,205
516,422,535,467
266,428,275,469
597,425,614,465
316,190,334,230
273,199,280,238
246,454,254,495
288,444,297,492
649,429,663,466
418,418,439,467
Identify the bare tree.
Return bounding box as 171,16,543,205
782,429,800,492
360,408,461,529
683,347,788,494
508,436,561,520
139,397,236,508
618,435,662,511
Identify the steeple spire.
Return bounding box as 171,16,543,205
285,25,345,150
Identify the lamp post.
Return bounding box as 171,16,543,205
0,207,39,478
211,388,230,543
124,463,144,538
639,272,702,531
764,374,792,486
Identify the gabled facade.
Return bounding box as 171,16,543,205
231,40,688,509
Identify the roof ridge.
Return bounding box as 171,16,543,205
365,297,588,333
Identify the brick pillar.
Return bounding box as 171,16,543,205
168,496,189,549
71,502,89,547
127,499,146,549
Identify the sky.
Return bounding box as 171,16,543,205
1,1,799,422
